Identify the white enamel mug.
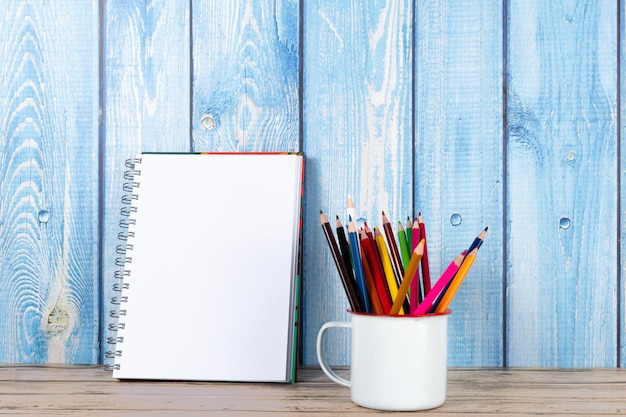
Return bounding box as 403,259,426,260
316,311,450,411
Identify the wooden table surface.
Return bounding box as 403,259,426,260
0,365,625,416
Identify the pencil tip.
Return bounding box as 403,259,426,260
484,226,489,231
320,210,323,214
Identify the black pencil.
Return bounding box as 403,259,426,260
320,211,362,312
336,215,357,290
382,211,405,280
382,211,409,312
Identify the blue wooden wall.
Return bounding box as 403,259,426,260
0,0,623,368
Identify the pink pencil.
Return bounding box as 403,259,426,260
418,213,431,295
412,251,465,315
410,218,421,311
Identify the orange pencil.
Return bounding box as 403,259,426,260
414,251,465,315
435,247,478,313
429,226,488,313
390,239,425,315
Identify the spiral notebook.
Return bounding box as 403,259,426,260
107,152,304,382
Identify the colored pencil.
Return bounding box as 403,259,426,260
390,239,425,315
382,211,404,281
364,222,393,308
359,230,383,315
335,216,356,288
435,247,478,313
320,211,362,312
398,221,411,272
467,226,488,254
405,217,413,250
360,229,393,314
347,196,357,226
410,218,422,309
429,227,488,313
374,226,402,314
348,219,372,313
411,218,421,251
412,251,465,315
363,222,383,272
418,213,431,295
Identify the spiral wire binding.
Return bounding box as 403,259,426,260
104,158,141,370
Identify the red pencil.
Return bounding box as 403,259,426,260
410,218,422,309
390,239,425,315
363,221,384,276
418,212,431,295
360,229,393,314
359,229,384,315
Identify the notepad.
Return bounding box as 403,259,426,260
107,152,304,382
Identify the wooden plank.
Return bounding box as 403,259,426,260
191,0,299,152
507,0,617,366
101,1,191,364
617,2,626,367
0,366,626,415
414,1,504,366
302,0,414,365
0,1,99,363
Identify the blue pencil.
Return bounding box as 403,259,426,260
348,217,372,313
428,227,488,313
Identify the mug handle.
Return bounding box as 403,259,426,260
316,321,351,387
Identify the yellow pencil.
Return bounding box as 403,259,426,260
435,247,478,313
390,239,424,315
374,226,403,315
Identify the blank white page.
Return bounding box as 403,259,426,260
112,153,303,382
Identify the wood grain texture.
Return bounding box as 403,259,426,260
302,0,414,366
1,365,626,415
102,0,191,364
191,0,300,152
507,0,617,366
0,0,623,369
414,1,504,366
617,2,626,368
0,1,99,363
